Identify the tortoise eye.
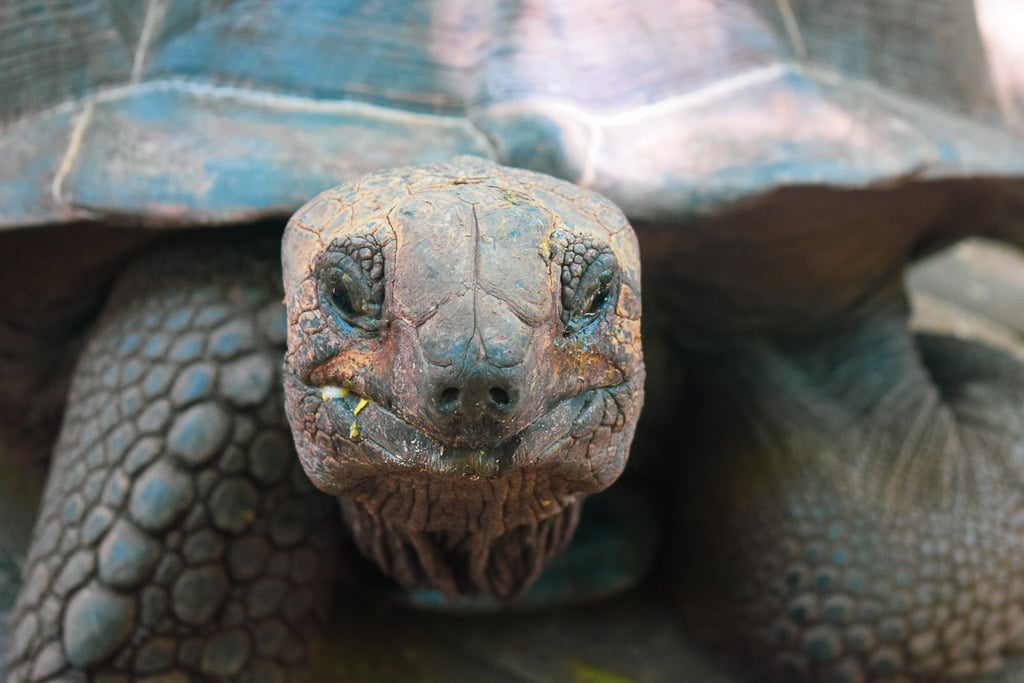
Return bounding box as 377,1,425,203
561,245,618,335
582,271,613,314
319,239,384,334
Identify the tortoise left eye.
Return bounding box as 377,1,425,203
564,257,617,335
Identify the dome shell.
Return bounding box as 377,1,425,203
1,0,1022,230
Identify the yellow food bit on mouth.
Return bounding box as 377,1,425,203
353,397,370,416
349,421,360,439
538,238,551,260
319,386,341,401
320,385,353,401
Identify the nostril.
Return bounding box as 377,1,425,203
489,386,512,408
438,387,460,412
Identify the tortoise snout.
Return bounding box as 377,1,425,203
434,372,517,416
425,365,524,447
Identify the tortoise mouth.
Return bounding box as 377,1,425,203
284,369,635,491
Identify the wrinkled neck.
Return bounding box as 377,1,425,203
339,494,582,600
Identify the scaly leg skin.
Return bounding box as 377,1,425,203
6,234,339,682
677,285,1024,682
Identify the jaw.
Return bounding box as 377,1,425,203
337,473,585,599
282,369,642,599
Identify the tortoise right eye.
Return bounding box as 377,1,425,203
319,240,384,335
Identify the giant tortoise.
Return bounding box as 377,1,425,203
2,1,1024,681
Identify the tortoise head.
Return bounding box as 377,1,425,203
281,157,644,599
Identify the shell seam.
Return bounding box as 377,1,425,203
50,101,94,206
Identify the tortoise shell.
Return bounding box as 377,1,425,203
2,0,1022,231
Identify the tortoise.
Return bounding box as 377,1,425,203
2,1,1024,681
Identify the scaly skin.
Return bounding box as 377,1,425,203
8,157,1018,682
7,234,339,682
6,158,647,680
675,287,1024,682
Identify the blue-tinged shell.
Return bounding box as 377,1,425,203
1,0,1023,229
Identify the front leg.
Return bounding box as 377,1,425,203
675,279,1024,682
7,235,340,682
